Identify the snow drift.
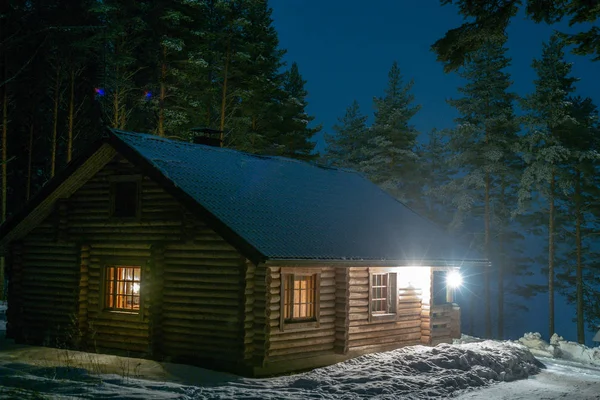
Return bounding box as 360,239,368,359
516,332,600,367
0,339,541,399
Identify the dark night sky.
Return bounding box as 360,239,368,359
269,1,600,344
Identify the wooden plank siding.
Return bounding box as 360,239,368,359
346,267,425,354
264,267,337,364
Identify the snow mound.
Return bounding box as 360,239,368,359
0,340,540,399
516,332,600,367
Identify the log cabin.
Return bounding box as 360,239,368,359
0,129,487,376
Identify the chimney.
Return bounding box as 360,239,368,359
190,127,223,147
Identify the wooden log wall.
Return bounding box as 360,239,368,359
67,156,183,243
12,154,249,365
251,263,269,367
430,303,456,345
264,267,337,364
450,303,461,339
5,241,24,340
421,269,433,345
19,232,79,346
77,244,90,346
86,243,152,354
160,241,246,364
347,267,422,353
149,244,165,358
334,268,349,354
243,260,256,362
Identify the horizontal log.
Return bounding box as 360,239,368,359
267,342,334,357
161,311,240,323
162,275,241,285
163,297,240,308
270,325,335,340
348,325,421,341
92,326,149,338
348,331,421,348
268,334,335,351
348,319,421,334
347,339,420,354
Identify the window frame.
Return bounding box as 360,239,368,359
279,268,321,331
368,268,398,322
109,175,142,220
101,258,145,316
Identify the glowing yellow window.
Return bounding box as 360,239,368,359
105,266,141,312
283,274,317,321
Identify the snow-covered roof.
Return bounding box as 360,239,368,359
108,130,480,264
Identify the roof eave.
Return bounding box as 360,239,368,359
264,258,490,268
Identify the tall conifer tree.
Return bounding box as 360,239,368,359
361,61,420,204
518,34,578,338
443,40,518,338
324,100,369,168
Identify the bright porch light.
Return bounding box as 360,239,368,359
446,270,463,288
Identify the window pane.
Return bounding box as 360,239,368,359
105,265,141,311
371,273,389,313
283,274,317,321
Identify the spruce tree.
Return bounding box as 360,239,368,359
234,0,287,153
418,128,456,226
443,40,518,338
360,61,420,204
271,62,319,160
323,100,369,168
518,33,578,338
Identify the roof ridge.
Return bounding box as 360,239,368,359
110,129,365,176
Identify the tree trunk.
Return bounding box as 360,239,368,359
219,36,231,146
51,64,61,178
112,84,120,129
27,121,34,201
67,68,75,163
158,45,167,137
497,177,506,339
548,170,556,338
1,74,7,300
575,170,584,344
484,171,492,338
1,85,7,223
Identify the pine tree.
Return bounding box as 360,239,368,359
323,100,369,168
360,61,421,204
443,40,519,338
555,96,600,343
518,33,578,339
433,0,600,72
90,0,149,130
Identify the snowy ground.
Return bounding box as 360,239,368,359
0,336,540,399
0,314,598,399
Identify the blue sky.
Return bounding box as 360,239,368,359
269,1,600,344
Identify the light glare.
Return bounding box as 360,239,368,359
446,270,462,288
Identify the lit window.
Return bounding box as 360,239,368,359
105,266,141,312
110,181,139,218
370,272,397,315
283,274,317,321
